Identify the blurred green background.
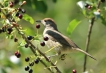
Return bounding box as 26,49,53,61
0,0,106,73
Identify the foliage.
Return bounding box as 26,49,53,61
0,0,106,73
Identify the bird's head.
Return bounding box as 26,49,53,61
36,18,58,31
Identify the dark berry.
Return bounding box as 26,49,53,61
9,3,13,7
101,0,105,2
18,14,23,19
21,9,26,13
9,2,14,7
25,57,30,62
7,27,13,32
16,12,19,17
25,66,29,71
7,27,13,34
34,58,39,64
18,8,21,11
85,3,89,8
7,31,11,34
16,53,21,58
0,29,3,33
40,41,45,46
43,36,49,41
15,51,19,56
15,51,21,58
25,44,29,48
27,36,33,40
29,62,34,66
29,69,33,73
72,69,76,73
87,5,92,9
14,38,18,42
36,24,40,29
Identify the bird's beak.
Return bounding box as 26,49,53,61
36,20,41,23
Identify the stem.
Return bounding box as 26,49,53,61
83,17,95,72
83,1,101,72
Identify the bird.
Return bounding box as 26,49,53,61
36,18,96,60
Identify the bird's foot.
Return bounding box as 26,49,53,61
59,54,67,60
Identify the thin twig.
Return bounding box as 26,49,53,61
97,1,101,9
83,17,95,72
83,0,101,72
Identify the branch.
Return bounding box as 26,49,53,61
15,24,61,73
83,0,101,72
15,27,54,73
83,17,95,72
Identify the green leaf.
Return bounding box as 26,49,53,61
0,68,7,73
67,19,81,35
100,15,106,26
26,0,32,7
52,0,57,3
23,14,34,24
82,10,87,16
34,0,47,13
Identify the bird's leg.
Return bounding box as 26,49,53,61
47,53,58,59
45,44,60,54
44,47,54,54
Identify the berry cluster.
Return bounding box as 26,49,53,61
16,7,26,19
40,36,49,46
8,1,26,19
0,25,14,34
24,57,40,73
25,66,33,73
35,24,49,47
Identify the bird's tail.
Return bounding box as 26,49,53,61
75,48,96,60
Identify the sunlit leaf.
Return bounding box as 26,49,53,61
77,1,85,9
67,19,81,35
23,14,34,24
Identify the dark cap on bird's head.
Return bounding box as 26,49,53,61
36,18,58,30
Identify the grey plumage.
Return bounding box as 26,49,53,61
36,18,96,60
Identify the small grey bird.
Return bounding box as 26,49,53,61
36,18,96,60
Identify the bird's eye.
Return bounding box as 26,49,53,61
44,20,47,22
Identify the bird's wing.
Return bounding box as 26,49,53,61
45,29,79,48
